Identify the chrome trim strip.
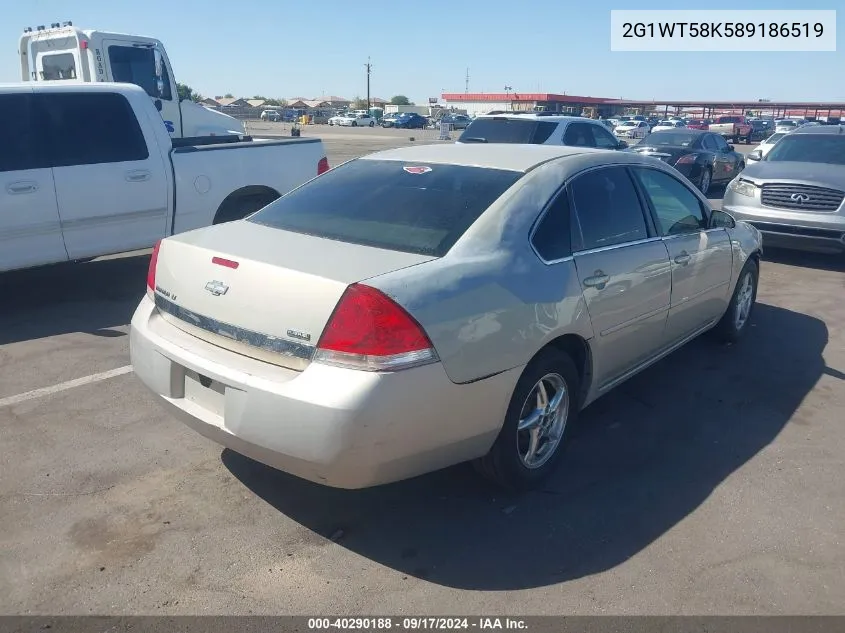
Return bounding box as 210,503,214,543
0,220,63,240
573,236,663,256
600,303,670,337
153,293,315,361
60,206,169,230
598,317,719,393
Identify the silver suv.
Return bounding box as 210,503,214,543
722,125,845,254
457,113,629,150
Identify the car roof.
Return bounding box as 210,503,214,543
474,113,592,123
651,128,706,135
359,143,610,172
0,81,147,95
791,125,845,135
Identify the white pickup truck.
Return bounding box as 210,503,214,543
18,22,244,138
1,82,329,273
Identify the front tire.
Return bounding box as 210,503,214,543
712,259,759,343
369,121,375,127
474,349,580,490
351,121,357,127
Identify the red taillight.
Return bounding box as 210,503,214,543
675,154,697,165
317,157,330,175
314,284,437,371
147,240,161,294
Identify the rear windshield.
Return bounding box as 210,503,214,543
764,135,845,165
458,118,557,144
248,159,522,257
644,131,699,147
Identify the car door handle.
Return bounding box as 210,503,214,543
6,181,38,194
583,271,610,290
125,170,151,182
674,252,691,266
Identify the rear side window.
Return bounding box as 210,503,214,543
35,92,149,167
571,167,648,250
249,160,522,257
0,93,46,172
459,118,557,144
531,191,572,261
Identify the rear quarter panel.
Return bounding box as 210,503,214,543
368,160,595,385
170,138,326,234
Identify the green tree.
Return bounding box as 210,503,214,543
264,98,287,106
352,96,369,110
390,95,412,105
176,82,201,102
223,93,234,99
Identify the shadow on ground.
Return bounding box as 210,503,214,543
0,254,149,345
763,247,845,274
224,302,828,590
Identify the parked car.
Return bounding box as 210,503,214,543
337,113,376,127
651,120,687,133
0,82,328,273
457,114,629,150
440,114,472,130
746,132,787,164
393,112,428,129
615,120,651,139
328,112,349,126
686,119,712,130
723,125,845,254
630,129,745,196
131,143,762,491
380,112,402,127
260,110,282,122
748,119,772,141
774,119,802,134
709,116,753,143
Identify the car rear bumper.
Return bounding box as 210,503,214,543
724,202,845,253
129,295,516,488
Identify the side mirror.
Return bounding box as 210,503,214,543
154,99,162,112
710,210,736,229
617,140,629,149
727,144,735,150
748,149,763,161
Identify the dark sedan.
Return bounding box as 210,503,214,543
627,129,745,196
393,112,428,129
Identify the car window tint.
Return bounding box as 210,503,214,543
35,92,149,167
108,45,172,100
249,160,522,257
571,167,648,250
713,135,730,151
633,168,707,236
591,124,619,149
458,118,556,144
0,93,46,172
531,191,572,261
563,122,595,147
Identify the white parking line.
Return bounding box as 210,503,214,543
0,365,134,408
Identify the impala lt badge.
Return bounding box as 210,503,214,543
790,193,810,204
205,280,229,296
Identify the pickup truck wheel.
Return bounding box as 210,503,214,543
712,259,759,344
473,348,580,491
214,189,280,225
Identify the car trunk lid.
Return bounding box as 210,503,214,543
152,221,436,370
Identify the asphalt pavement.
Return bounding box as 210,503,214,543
1,126,843,616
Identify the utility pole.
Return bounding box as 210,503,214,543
465,68,469,94
366,57,372,111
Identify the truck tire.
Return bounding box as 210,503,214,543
213,187,281,225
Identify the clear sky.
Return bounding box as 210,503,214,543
3,0,842,103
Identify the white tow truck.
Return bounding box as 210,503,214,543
1,82,329,273
18,20,244,138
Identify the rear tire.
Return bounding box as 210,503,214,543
712,259,759,343
351,121,357,127
213,192,279,225
474,349,580,491
698,167,712,196
369,121,375,127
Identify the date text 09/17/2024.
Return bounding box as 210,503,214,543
307,618,528,630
